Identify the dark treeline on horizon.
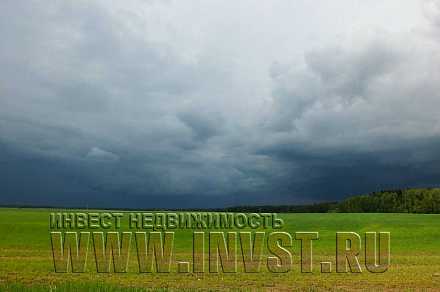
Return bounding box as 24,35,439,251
337,188,440,214
223,188,440,214
2,188,440,214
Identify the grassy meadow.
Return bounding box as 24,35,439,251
0,208,439,291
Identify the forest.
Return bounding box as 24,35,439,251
220,188,440,214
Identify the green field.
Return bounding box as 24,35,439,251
0,208,440,291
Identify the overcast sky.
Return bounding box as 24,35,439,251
1,0,440,208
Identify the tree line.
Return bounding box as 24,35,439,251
3,188,440,213
218,188,440,214
337,188,440,213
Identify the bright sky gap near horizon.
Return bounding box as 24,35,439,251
1,0,440,208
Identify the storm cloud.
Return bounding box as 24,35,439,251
1,0,440,208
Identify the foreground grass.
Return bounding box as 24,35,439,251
0,208,440,291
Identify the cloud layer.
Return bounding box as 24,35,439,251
1,0,440,207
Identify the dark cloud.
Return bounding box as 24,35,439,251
1,1,440,207
178,110,224,141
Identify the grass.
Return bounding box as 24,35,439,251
0,208,439,291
